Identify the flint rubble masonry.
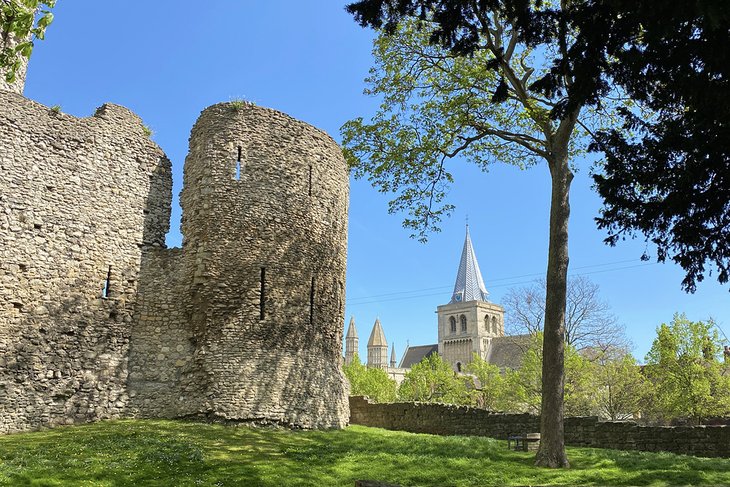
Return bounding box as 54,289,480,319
350,396,730,458
0,89,350,433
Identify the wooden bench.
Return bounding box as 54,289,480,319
507,432,541,451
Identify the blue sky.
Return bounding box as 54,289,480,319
24,1,728,363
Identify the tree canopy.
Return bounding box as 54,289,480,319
398,353,472,404
590,1,730,293
343,354,398,403
644,314,730,422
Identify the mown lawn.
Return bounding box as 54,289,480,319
0,420,728,486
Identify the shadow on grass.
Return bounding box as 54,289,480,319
1,420,729,486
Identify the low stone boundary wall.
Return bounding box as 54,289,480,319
349,396,730,458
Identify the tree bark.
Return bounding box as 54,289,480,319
534,148,573,468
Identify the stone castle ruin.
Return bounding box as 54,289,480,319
0,80,350,433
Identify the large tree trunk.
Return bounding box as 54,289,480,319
534,149,573,468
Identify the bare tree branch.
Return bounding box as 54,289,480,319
503,276,629,353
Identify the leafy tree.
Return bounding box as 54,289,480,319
644,314,730,423
343,354,398,403
503,276,627,353
398,353,471,405
343,0,632,466
464,353,509,411
505,334,544,414
0,0,54,86
562,344,596,417
503,333,594,416
591,350,648,421
590,2,730,293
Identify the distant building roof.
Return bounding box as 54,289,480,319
399,344,439,368
367,318,387,347
346,316,357,338
450,225,489,304
486,334,532,369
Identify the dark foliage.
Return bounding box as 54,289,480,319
590,1,730,292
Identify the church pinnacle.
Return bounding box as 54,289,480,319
449,225,489,303
367,318,388,369
344,316,358,365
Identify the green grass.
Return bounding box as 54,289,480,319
1,421,728,486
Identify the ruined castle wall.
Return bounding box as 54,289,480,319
1,91,350,433
179,103,349,428
0,91,171,433
127,247,204,418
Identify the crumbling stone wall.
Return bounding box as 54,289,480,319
0,90,171,433
177,103,349,428
0,90,350,433
350,396,730,458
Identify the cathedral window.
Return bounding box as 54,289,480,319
484,315,489,331
492,316,498,334
460,315,467,332
449,316,456,334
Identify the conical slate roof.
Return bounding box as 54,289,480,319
346,316,358,338
367,318,387,347
450,225,489,303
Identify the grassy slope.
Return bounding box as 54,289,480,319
0,421,728,486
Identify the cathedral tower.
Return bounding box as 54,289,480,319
437,226,504,371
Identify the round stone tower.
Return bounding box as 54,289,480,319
179,102,349,428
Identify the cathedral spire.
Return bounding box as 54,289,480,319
390,343,397,368
450,224,489,303
345,316,359,365
367,318,387,347
367,318,388,369
346,316,358,339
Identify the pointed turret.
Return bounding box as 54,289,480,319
344,316,358,365
390,343,397,368
450,225,489,303
367,318,388,369
367,318,387,347
346,316,358,338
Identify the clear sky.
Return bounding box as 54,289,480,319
23,1,728,363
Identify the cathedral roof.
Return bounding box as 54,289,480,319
367,318,387,347
346,316,358,338
399,344,439,368
486,335,532,369
390,343,397,363
449,225,489,304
